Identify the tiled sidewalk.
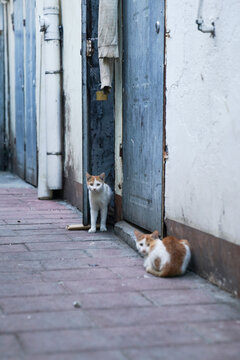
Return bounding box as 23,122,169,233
0,185,240,359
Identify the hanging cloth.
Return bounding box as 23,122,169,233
98,0,119,92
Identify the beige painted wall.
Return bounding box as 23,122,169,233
61,0,82,184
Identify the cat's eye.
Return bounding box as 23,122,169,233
96,183,100,186
140,243,143,246
147,244,150,247
90,183,93,186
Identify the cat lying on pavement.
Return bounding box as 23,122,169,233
134,230,191,277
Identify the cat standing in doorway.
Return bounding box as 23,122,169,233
86,172,112,233
134,230,191,277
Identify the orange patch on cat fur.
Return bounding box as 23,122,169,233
162,236,188,276
154,257,161,270
86,172,105,184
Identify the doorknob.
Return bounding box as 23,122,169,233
155,21,160,34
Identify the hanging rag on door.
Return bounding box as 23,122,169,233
98,0,119,93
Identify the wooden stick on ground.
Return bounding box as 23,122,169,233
66,224,100,231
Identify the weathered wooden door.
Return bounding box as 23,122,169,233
14,0,37,185
14,0,25,178
0,4,4,170
25,0,37,185
123,0,165,233
82,0,115,224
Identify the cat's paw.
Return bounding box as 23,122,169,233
88,227,96,233
100,225,107,232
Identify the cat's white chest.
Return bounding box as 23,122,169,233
144,241,170,270
89,184,112,209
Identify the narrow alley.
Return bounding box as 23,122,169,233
0,173,240,359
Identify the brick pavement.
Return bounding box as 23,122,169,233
0,184,240,359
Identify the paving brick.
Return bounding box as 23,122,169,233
86,247,138,258
19,323,203,354
0,281,68,298
0,334,23,357
109,266,147,278
41,267,118,281
86,303,240,327
0,295,85,314
0,310,94,333
78,291,151,309
1,224,68,231
19,329,110,354
27,240,122,251
0,260,43,272
4,218,79,225
18,350,128,360
0,249,89,261
123,343,240,360
0,272,42,284
0,234,71,245
67,231,119,241
0,244,27,252
41,257,143,270
188,320,240,343
10,229,71,236
141,288,225,306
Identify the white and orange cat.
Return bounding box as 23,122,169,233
134,230,191,277
86,172,112,233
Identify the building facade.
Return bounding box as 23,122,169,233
0,0,239,296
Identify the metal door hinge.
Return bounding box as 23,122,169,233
11,13,14,31
164,145,168,161
59,25,63,43
165,30,171,38
119,143,123,158
86,39,93,57
23,19,26,27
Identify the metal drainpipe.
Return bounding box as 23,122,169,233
38,30,52,199
40,0,62,190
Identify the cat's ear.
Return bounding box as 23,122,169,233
151,230,159,239
99,172,105,181
86,172,91,181
134,230,143,241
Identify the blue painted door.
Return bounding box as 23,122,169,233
14,0,25,179
14,0,37,185
123,0,165,233
0,4,4,170
25,0,37,185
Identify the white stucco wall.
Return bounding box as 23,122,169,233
61,0,82,184
165,0,240,245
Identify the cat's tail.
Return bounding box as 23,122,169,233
146,268,166,277
180,239,190,247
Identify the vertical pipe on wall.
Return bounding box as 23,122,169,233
82,0,89,225
1,1,9,169
40,0,62,190
38,31,52,199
